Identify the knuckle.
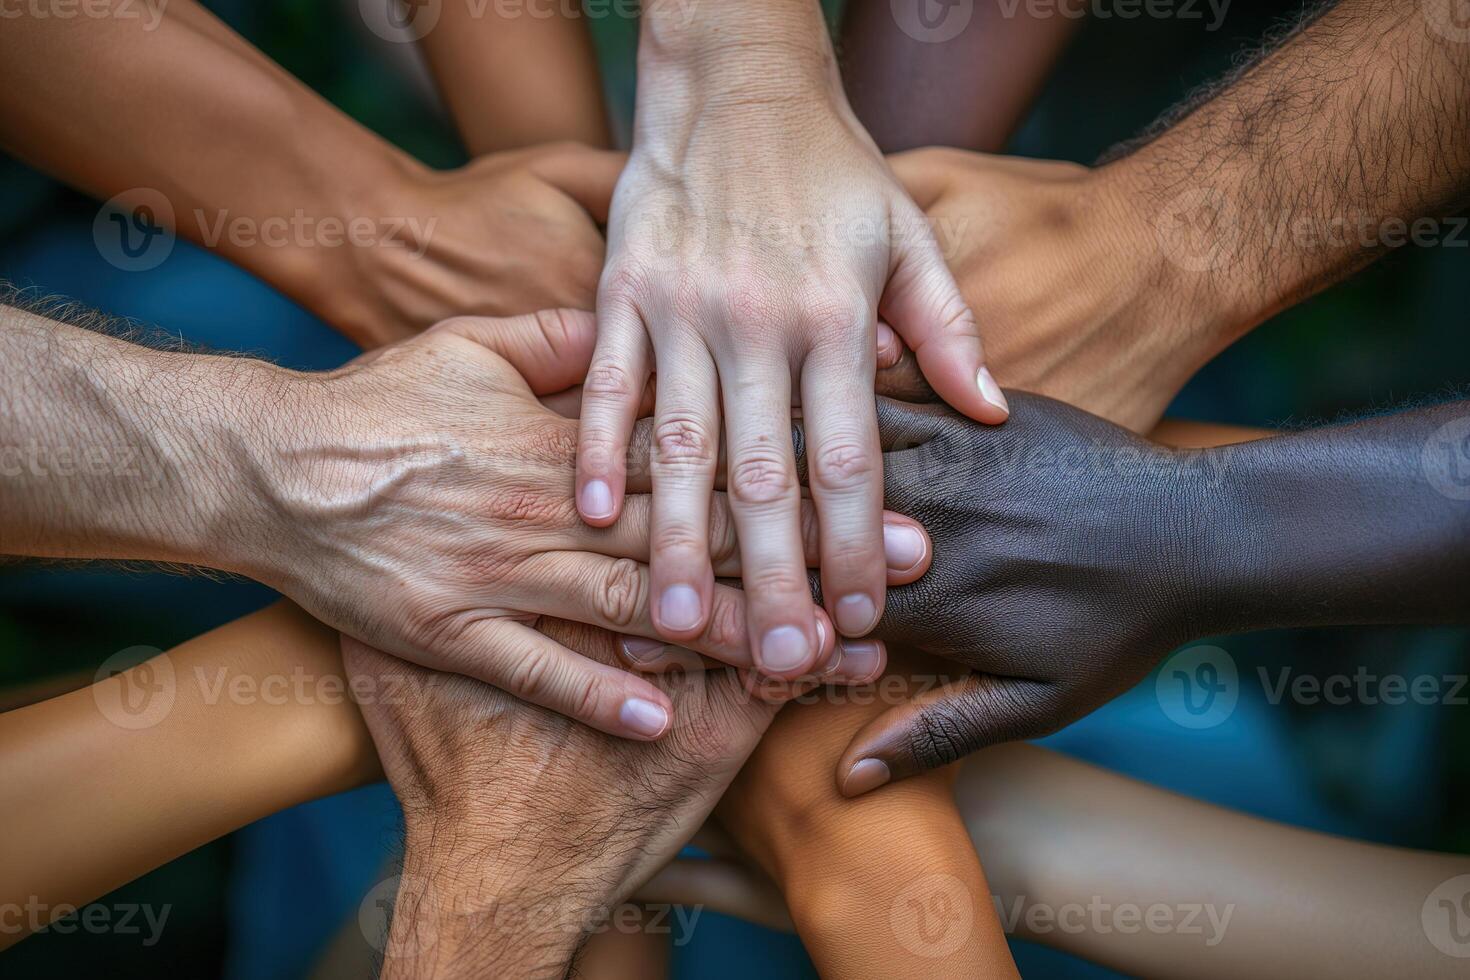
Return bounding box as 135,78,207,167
593,558,647,630
701,593,747,652
810,437,877,491
728,450,796,506
571,672,604,722
746,568,811,603
530,308,582,357
651,524,707,561
484,486,571,528
583,360,637,402
653,415,716,469
716,271,780,323
798,289,867,336
599,261,651,305
506,648,556,704
910,705,975,770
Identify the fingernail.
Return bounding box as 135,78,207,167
834,639,883,681
619,697,670,738
876,322,900,366
621,635,668,665
835,593,877,635
883,523,927,571
760,625,811,673
976,367,1009,415
659,584,702,632
841,758,891,796
579,479,614,520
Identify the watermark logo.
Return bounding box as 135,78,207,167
1422,416,1470,501
1153,186,1241,273
360,0,441,42
890,873,974,958
0,898,170,946
1156,645,1238,729
92,646,174,730
1423,0,1470,44
93,188,175,272
361,874,440,957
1422,874,1470,957
892,0,974,43
0,0,169,31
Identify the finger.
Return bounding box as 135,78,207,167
540,374,656,420
721,361,819,677
577,299,651,525
800,346,886,638
529,145,627,223
647,343,721,640
834,674,1059,796
601,494,932,584
621,628,884,687
512,553,830,671
432,616,674,741
875,320,904,369
635,859,794,933
439,309,598,395
881,210,1009,424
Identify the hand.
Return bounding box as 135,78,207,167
577,5,1008,685
890,148,1221,432
344,618,857,978
819,394,1210,790
317,143,624,348
239,311,921,739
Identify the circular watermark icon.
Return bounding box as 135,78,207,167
1156,645,1238,729
360,874,440,958
890,872,974,958
93,188,175,273
1152,185,1242,273
1421,415,1470,501
359,0,442,42
1423,0,1470,44
620,200,710,276
92,645,174,730
1422,874,1470,958
891,0,974,43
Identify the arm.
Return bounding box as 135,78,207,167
830,392,1470,787
576,0,1007,685
0,1,618,348
958,744,1470,977
715,652,1018,979
413,2,611,153
2,298,892,736
0,601,378,948
891,0,1470,431
839,0,1080,151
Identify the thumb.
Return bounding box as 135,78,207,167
531,145,627,224
881,216,1009,425
438,309,598,395
834,674,1058,796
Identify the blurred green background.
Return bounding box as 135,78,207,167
1,1,1466,977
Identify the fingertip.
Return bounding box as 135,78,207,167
882,514,932,583
618,691,674,741
576,476,621,526
838,757,892,798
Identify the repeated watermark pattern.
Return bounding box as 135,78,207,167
0,0,167,30
891,0,1231,43
360,0,698,43
890,873,976,958
1423,875,1470,958
995,895,1234,945
1422,416,1470,501
0,898,171,946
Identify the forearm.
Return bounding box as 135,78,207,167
0,1,423,327
1196,399,1470,633
416,4,609,153
960,744,1470,977
1108,0,1470,346
0,601,377,946
840,0,1079,152
0,302,294,574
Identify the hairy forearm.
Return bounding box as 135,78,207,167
0,1,422,327
1196,398,1470,633
0,302,294,573
1110,0,1470,342
0,602,376,947
960,744,1470,977
416,3,610,153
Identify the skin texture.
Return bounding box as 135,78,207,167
412,0,611,154
840,0,1082,152
577,0,1009,686
345,618,854,980
0,302,932,737
884,0,1470,432
824,393,1470,790
0,0,620,348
